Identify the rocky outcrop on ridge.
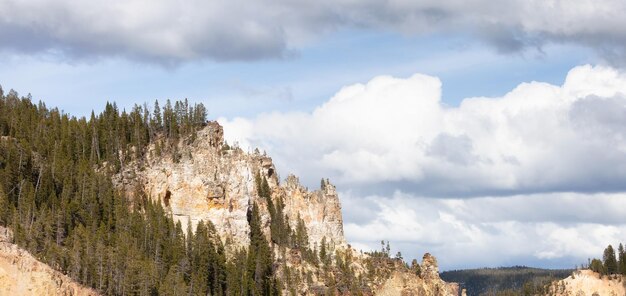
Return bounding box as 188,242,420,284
113,121,345,250
546,269,625,296
112,121,458,295
377,253,459,296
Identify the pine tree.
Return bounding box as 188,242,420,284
618,243,626,275
247,202,274,295
590,258,604,274
152,100,162,132
295,214,309,249
603,245,618,275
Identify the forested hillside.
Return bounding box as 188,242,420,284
0,86,464,295
0,86,280,295
440,266,573,296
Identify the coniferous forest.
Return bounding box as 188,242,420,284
0,86,287,295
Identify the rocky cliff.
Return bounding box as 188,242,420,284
113,121,457,295
0,227,98,296
377,254,460,296
114,121,345,250
546,270,625,296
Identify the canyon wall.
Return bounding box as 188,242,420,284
114,121,346,250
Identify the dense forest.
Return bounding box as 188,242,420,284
440,266,572,296
0,86,292,295
0,86,404,295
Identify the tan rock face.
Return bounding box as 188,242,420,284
113,122,459,295
277,175,346,248
0,227,97,296
547,270,625,296
376,270,459,296
421,253,440,281
114,122,346,250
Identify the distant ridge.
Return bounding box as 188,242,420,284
440,266,573,296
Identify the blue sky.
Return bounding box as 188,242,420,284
2,0,626,270
0,30,594,118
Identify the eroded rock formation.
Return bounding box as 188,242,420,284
376,254,458,295
114,121,345,250
546,269,625,296
112,121,458,295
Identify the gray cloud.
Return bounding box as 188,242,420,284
2,0,626,64
427,133,478,166
570,94,626,139
342,191,626,270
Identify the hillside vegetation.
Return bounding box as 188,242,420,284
440,266,572,296
0,87,460,295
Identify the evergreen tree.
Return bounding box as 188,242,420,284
603,244,618,274
247,202,275,295
590,258,604,274
295,214,309,249
618,243,626,275
152,100,162,132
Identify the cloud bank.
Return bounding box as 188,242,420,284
342,192,626,270
222,65,626,197
3,0,626,63
220,64,626,268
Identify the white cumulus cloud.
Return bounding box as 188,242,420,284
220,64,626,268
221,64,626,197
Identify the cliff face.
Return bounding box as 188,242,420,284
546,270,625,296
113,121,458,295
377,254,459,296
278,175,346,248
0,227,98,296
113,121,345,250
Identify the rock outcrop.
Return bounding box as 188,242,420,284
114,121,346,250
376,253,459,296
546,269,625,296
113,121,458,295
0,227,98,296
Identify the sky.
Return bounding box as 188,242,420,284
1,0,626,271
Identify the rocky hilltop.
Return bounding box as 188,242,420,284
114,121,345,250
378,254,462,296
545,270,625,296
113,121,459,295
0,227,98,296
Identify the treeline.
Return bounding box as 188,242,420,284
0,88,290,295
0,86,207,175
440,267,572,296
0,87,377,295
487,242,626,296
586,243,626,276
